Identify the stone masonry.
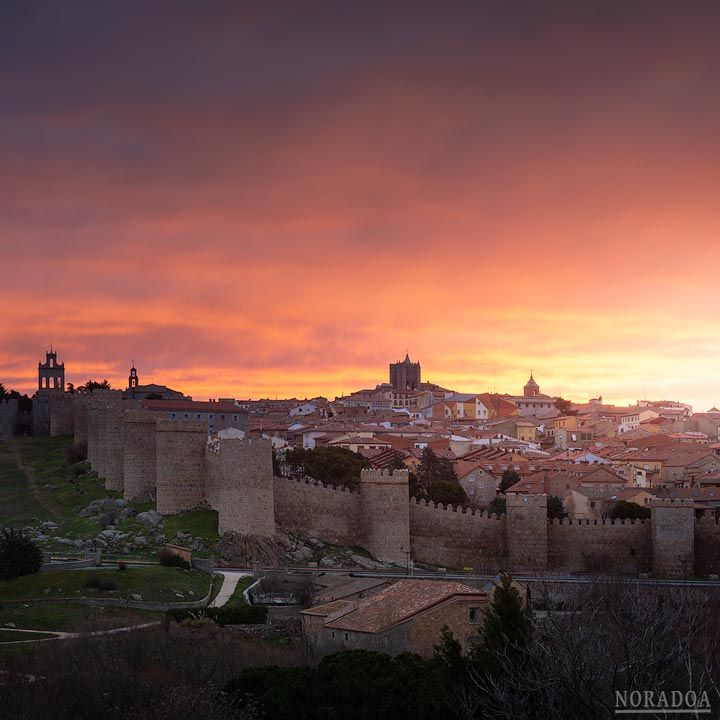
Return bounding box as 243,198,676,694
155,419,208,514
0,398,18,440
122,409,158,501
206,438,275,536
506,493,548,572
651,498,695,579
359,468,411,564
79,393,720,577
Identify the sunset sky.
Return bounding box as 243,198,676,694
2,1,720,410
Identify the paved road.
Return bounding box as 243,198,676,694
209,570,252,608
0,621,161,645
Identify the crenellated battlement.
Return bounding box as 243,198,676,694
360,467,409,484
277,474,359,495
79,398,720,577
650,498,695,507
409,497,503,519
549,518,649,526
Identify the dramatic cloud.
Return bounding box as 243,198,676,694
2,1,720,409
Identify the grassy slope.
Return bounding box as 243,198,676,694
0,440,53,526
0,566,212,603
0,436,218,556
224,576,255,608
0,604,163,632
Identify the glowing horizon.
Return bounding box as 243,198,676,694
2,3,720,413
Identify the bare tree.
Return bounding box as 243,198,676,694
456,578,720,720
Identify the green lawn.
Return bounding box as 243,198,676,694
0,629,57,643
224,576,255,608
0,440,53,526
0,435,219,557
0,567,212,603
0,604,163,632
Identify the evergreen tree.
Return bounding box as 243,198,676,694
547,494,567,519
426,480,468,507
606,500,650,520
481,573,532,652
417,447,439,490
387,453,407,472
0,529,44,579
79,379,112,392
487,496,506,515
499,469,520,493
433,625,466,681
418,447,459,491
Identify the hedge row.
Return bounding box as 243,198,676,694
166,604,268,626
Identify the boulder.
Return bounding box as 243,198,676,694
136,510,163,527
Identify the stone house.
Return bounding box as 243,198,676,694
301,579,488,659
455,461,498,507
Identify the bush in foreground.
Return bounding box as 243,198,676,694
0,528,44,579
158,547,191,569
166,604,268,626
84,574,119,592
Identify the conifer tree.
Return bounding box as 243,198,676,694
481,573,532,651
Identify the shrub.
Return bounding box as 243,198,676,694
84,574,118,592
606,501,650,520
117,561,127,572
0,528,44,579
426,480,468,507
158,547,191,569
67,443,87,464
72,464,85,477
486,496,507,515
547,494,567,520
166,604,268,626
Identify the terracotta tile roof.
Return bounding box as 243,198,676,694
304,579,485,634
142,399,241,413
316,578,390,603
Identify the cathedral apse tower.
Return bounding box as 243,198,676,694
389,353,421,391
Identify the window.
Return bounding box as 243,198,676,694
590,501,596,508
345,633,349,641
331,631,335,638
184,414,189,420
171,413,176,419
221,415,225,420
468,607,480,623
196,414,201,420
209,414,214,420
233,415,238,422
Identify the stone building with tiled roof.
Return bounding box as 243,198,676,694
301,579,488,658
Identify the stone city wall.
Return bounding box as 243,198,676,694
205,438,275,536
409,501,505,571
122,409,159,501
360,469,411,564
155,418,208,514
49,394,75,437
73,394,89,447
0,398,18,440
273,476,361,546
547,519,651,574
80,401,720,578
651,499,695,579
694,515,720,577
506,493,548,572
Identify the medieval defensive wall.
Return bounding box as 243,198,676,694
36,392,720,579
